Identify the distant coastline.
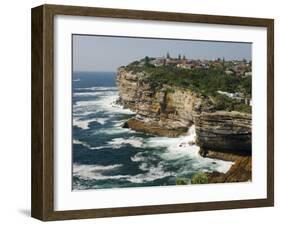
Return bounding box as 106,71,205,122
73,71,116,75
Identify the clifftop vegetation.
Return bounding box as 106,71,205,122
122,57,252,113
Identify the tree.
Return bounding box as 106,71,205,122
166,52,170,59
191,172,208,184
144,56,150,66
176,178,188,185
178,54,181,60
183,55,186,60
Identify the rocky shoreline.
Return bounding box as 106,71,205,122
116,67,252,183
123,118,187,137
207,156,252,183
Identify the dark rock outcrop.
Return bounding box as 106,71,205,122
194,111,252,154
123,118,187,137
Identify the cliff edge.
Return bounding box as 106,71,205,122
116,65,252,183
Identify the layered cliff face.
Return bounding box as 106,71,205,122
195,111,252,156
116,68,252,153
116,67,209,136
116,66,252,183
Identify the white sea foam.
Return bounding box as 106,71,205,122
73,92,102,97
139,162,149,171
107,137,143,149
73,78,80,82
73,117,108,130
73,162,174,184
73,118,93,130
73,89,135,137
73,86,233,186
73,139,91,149
73,164,124,180
74,121,232,185
130,153,147,162
190,158,233,174
93,127,136,136
73,111,93,117
73,139,107,150
76,87,118,91
127,163,175,183
130,125,233,175
73,93,134,116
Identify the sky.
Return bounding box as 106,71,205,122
73,35,252,72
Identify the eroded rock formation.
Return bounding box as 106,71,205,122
194,111,252,155
116,67,252,182
116,67,210,136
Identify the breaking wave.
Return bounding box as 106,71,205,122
73,125,233,189
72,76,234,190
73,117,108,130
107,137,144,149
73,162,174,185
73,139,107,150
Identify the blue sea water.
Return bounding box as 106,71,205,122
72,71,232,190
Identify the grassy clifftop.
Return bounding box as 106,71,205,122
122,57,252,113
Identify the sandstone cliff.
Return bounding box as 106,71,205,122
116,67,211,136
195,111,252,156
117,68,251,147
116,67,252,182
116,66,252,183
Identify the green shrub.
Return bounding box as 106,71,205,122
212,94,251,113
191,172,209,184
164,87,175,93
122,63,252,113
176,177,188,185
212,94,234,111
233,103,252,113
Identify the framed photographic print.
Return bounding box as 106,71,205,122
31,4,274,221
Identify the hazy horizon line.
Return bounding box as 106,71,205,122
72,54,249,73
73,70,117,73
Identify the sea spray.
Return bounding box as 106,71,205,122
72,72,233,190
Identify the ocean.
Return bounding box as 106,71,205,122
72,71,232,190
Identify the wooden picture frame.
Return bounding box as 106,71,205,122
31,4,274,221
